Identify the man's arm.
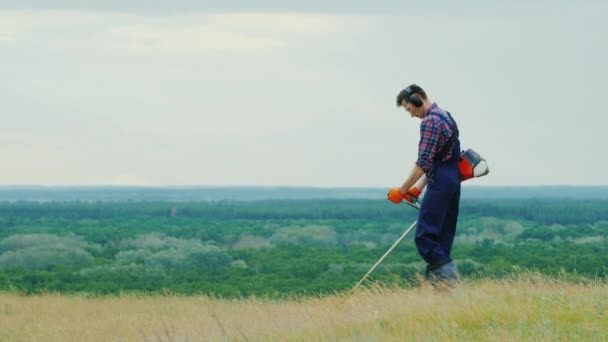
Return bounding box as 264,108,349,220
400,164,425,194
387,164,427,204
413,174,428,191
387,117,439,204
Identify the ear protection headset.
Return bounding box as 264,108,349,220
408,94,423,108
396,84,426,108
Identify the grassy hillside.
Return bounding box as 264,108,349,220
1,274,606,341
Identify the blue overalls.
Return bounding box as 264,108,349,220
415,114,461,269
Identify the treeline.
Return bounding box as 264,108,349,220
1,199,607,223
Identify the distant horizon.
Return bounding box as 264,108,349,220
1,184,607,202
2,184,608,188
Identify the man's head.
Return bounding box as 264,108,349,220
396,84,430,118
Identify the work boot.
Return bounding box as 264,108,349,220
425,261,460,289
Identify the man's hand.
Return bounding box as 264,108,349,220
387,188,404,204
403,187,422,204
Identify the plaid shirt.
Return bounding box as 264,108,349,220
416,102,455,172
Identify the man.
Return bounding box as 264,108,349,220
387,84,461,287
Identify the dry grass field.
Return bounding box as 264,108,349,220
1,275,607,341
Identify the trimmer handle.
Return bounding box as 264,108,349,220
405,201,421,210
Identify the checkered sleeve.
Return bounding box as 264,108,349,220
416,117,440,172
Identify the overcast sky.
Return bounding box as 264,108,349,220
1,1,606,187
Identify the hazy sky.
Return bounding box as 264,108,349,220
1,1,606,187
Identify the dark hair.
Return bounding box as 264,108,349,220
396,84,427,107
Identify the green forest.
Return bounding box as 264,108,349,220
1,198,607,298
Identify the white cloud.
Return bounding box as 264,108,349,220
208,13,365,34
105,13,368,54
109,25,284,53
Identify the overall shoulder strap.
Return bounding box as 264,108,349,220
431,111,459,162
